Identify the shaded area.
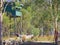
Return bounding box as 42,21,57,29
19,42,55,45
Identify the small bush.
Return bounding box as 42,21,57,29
31,27,40,36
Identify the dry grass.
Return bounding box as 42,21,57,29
3,35,54,42
31,35,54,41
3,36,17,40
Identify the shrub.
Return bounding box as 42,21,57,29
31,27,40,36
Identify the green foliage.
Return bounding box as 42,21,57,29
3,0,60,37
31,26,40,36
15,2,20,7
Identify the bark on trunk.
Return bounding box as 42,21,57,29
52,0,58,44
0,0,3,45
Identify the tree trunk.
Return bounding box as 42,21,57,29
52,0,58,44
0,0,3,45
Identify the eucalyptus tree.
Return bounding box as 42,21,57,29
52,0,58,44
